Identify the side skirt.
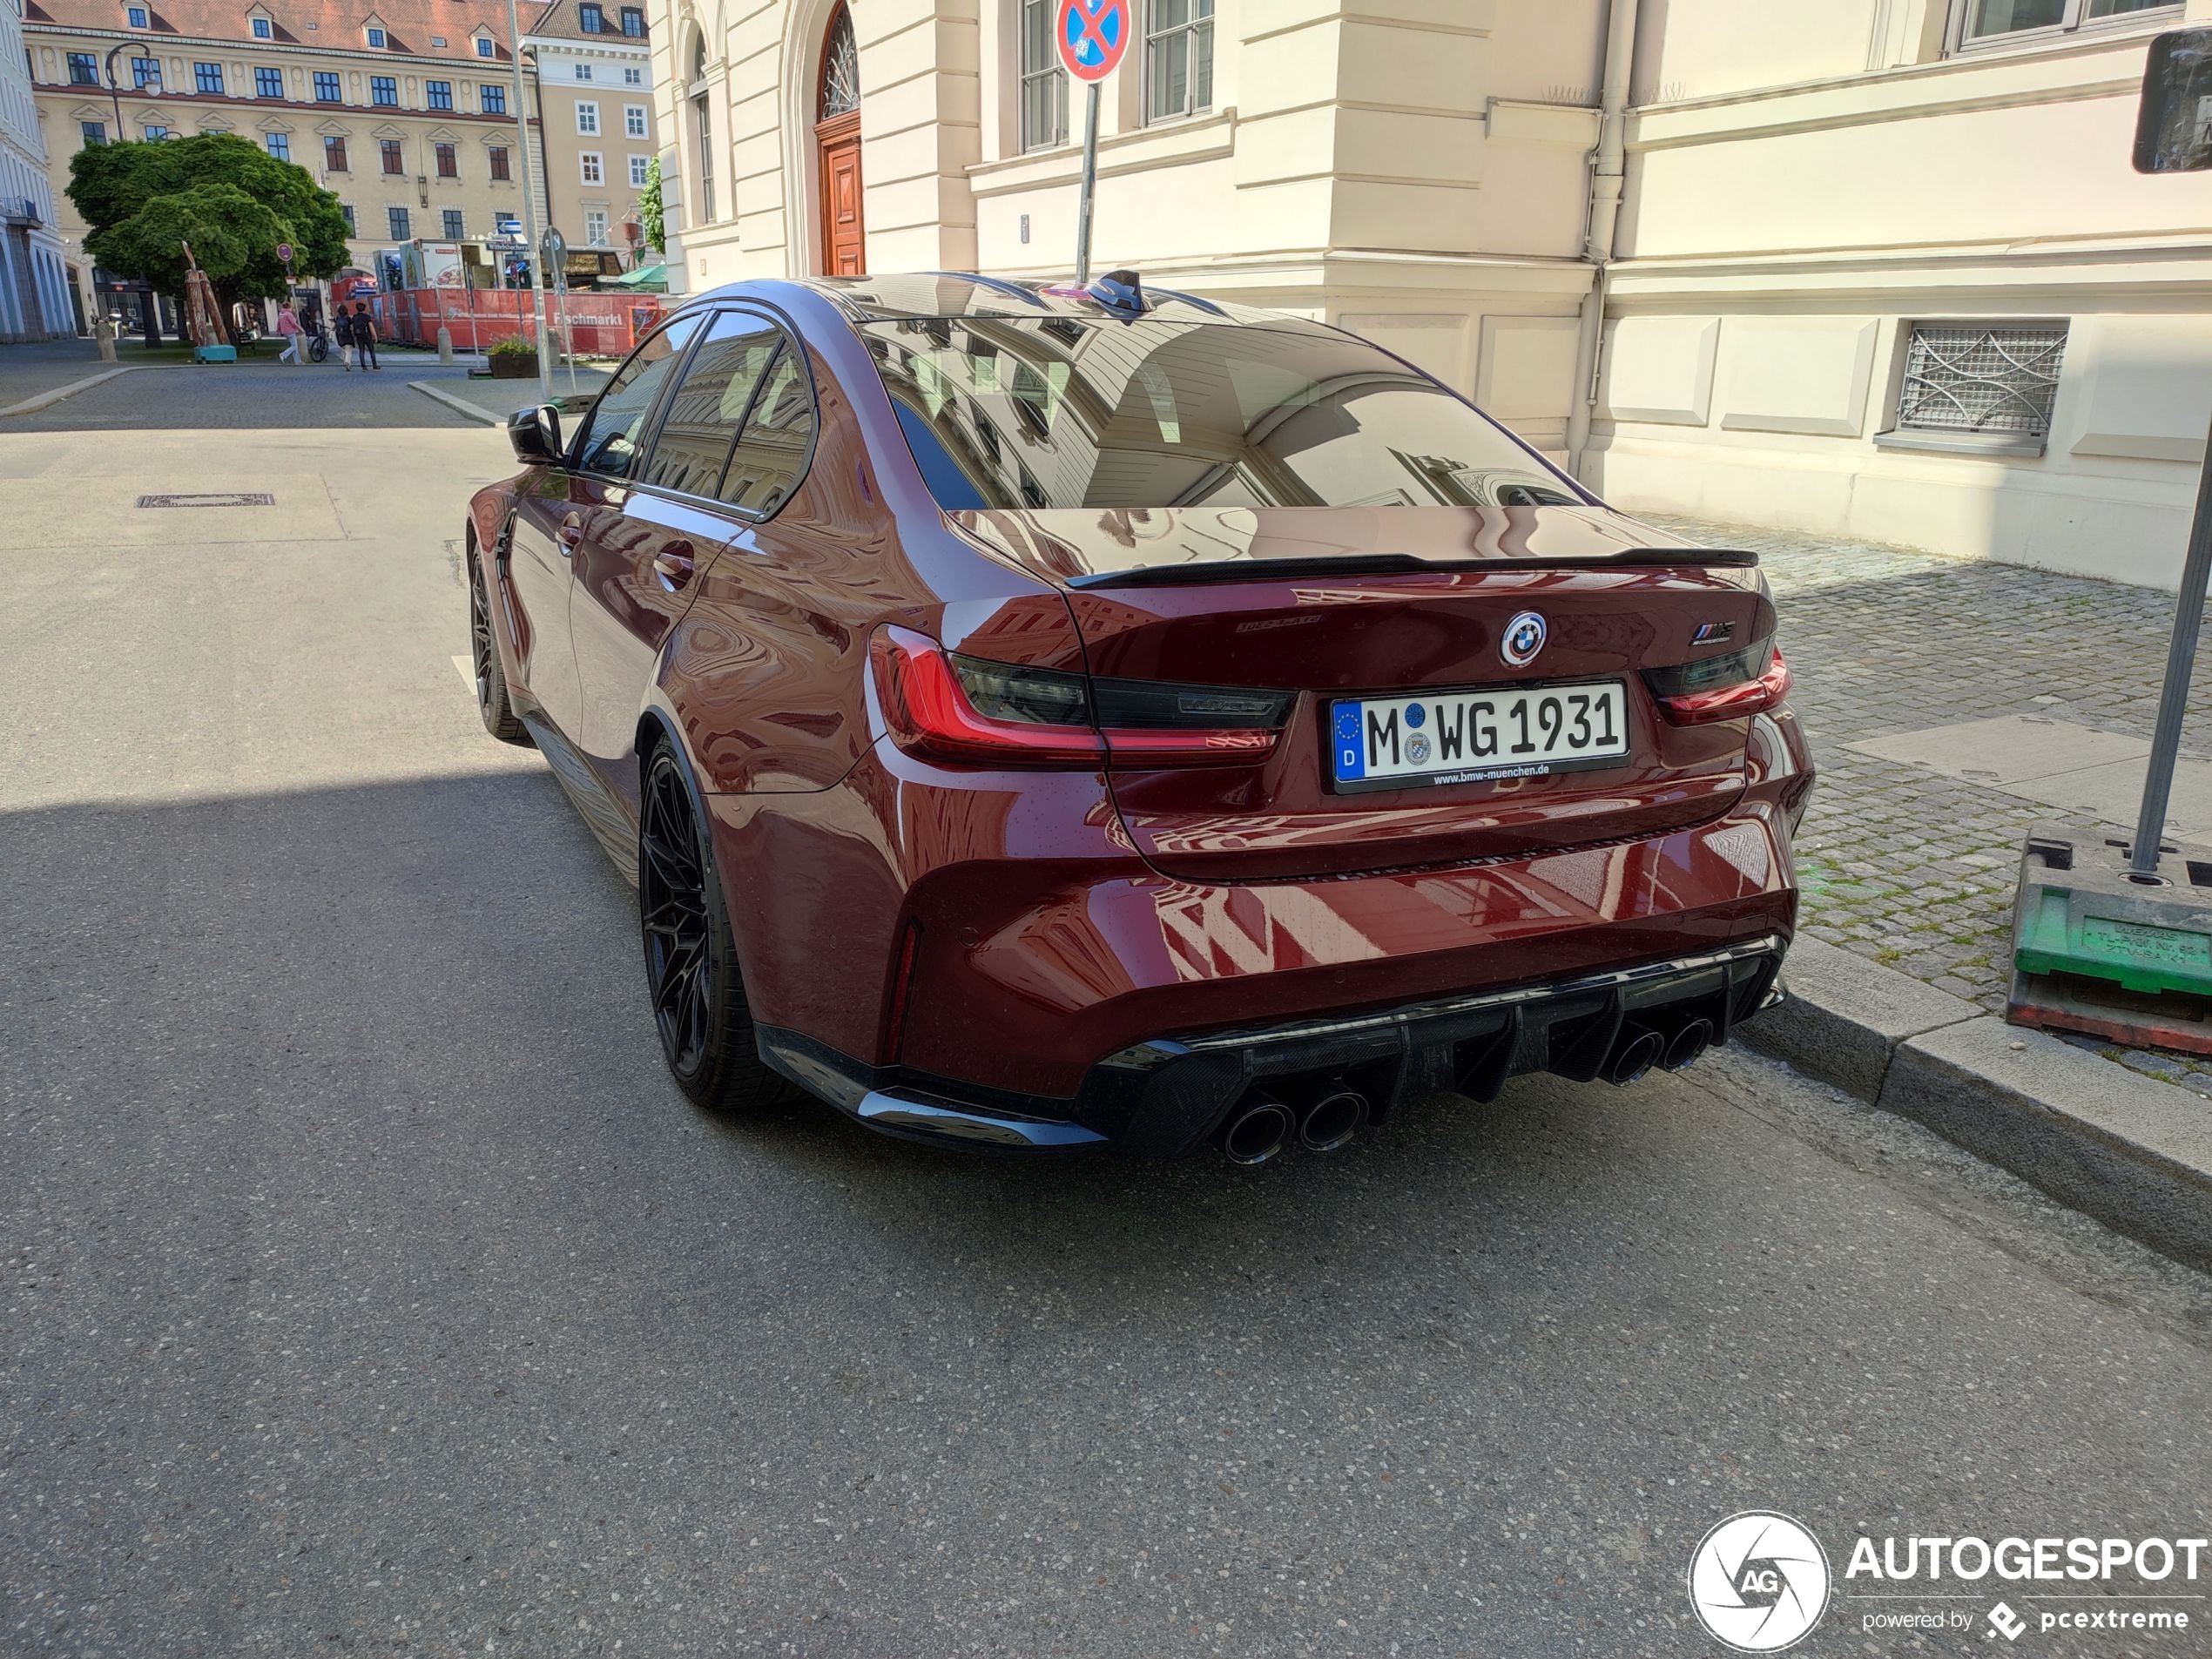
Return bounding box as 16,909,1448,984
519,711,640,886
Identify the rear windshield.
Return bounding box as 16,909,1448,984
860,318,1580,512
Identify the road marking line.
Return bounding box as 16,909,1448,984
453,653,475,694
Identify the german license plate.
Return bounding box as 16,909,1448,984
1330,680,1629,792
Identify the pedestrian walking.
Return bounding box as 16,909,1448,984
350,302,381,371
275,301,303,365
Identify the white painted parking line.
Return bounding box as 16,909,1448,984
453,653,475,694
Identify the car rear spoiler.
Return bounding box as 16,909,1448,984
1064,548,1761,590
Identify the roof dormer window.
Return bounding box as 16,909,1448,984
251,15,270,36
126,4,148,25
475,34,495,57
366,24,385,46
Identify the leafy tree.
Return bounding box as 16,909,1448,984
638,153,665,255
70,132,351,334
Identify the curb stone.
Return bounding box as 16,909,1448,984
1743,936,2212,1275
408,380,504,428
0,365,135,417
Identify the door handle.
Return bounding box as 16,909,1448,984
556,512,584,555
652,543,697,592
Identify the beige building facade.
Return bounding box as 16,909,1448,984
644,0,2212,588
25,0,534,302
521,0,661,258
1595,0,2212,588
649,0,1616,458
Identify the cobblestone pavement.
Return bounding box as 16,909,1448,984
2,348,484,429
1649,514,2212,1093
0,337,106,408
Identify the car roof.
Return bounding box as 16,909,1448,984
675,272,1312,330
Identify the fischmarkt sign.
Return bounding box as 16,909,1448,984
1685,1512,2207,1651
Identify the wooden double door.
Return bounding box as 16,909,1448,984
816,109,864,276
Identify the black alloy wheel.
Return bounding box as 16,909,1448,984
469,542,530,745
637,744,795,1113
640,757,713,1076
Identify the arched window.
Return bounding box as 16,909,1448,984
818,3,859,121
690,33,715,220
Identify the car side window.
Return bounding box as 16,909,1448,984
718,341,815,515
637,312,780,498
572,314,701,480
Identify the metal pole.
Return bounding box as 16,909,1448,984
505,0,551,401
2128,404,2212,875
1074,80,1101,287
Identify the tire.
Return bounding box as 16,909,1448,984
638,740,799,1114
469,540,532,746
307,336,327,363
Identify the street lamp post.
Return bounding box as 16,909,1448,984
102,43,127,137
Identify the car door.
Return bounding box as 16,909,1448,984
570,308,786,812
504,312,701,744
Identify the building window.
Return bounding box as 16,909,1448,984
624,103,647,137
81,119,107,145
193,61,223,93
1896,322,2068,437
324,134,348,170
143,124,168,139
371,75,397,106
388,206,410,239
579,2,604,30
380,138,403,173
132,57,160,88
1952,0,2180,49
443,208,464,237
580,150,604,185
584,206,608,243
575,62,593,81
620,6,644,35
67,51,99,85
367,24,386,47
435,140,457,176
266,131,289,159
481,84,506,113
1145,0,1214,123
252,15,271,37
488,144,511,179
256,65,283,97
341,202,355,231
314,71,341,101
624,65,643,84
424,79,451,110
126,4,147,24
1018,0,1066,151
628,152,650,185
577,99,598,134
475,35,495,57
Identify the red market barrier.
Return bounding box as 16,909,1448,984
368,288,662,357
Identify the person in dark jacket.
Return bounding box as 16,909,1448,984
349,302,380,371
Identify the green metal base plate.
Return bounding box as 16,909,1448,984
2012,822,2212,998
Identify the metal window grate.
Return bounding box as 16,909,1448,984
137,493,274,509
1898,323,2067,436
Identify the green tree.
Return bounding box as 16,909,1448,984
70,132,351,335
638,153,665,255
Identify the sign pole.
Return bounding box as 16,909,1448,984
1075,80,1101,287
2128,411,2212,875
505,0,551,401
1054,0,1128,287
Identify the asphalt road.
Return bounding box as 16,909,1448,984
3,399,2211,1658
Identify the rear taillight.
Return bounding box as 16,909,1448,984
1645,640,1792,725
867,624,1291,769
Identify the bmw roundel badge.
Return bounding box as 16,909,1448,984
1501,611,1547,667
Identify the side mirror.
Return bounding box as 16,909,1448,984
507,403,563,465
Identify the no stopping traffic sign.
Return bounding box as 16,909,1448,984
1055,0,1130,83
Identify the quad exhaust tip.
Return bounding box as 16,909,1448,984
1662,1018,1714,1072
1607,1028,1666,1087
1297,1087,1367,1153
1220,1096,1295,1166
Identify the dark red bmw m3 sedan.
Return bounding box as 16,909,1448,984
464,271,1813,1162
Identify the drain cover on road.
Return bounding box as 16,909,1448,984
135,492,275,509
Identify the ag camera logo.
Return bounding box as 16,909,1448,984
1688,1511,1831,1652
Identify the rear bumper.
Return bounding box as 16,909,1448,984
758,933,1786,1157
